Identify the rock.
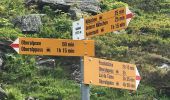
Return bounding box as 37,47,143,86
36,56,56,68
25,0,100,14
13,14,42,33
65,0,101,14
159,64,169,69
79,1,101,14
68,7,82,19
0,40,13,70
70,64,81,83
158,64,170,71
71,69,81,83
40,0,65,4
25,0,70,12
25,96,39,100
0,40,12,53
39,0,70,12
0,56,4,68
0,85,7,100
25,0,37,6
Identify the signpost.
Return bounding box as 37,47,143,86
10,6,140,100
72,6,137,100
83,56,141,90
73,7,133,40
80,57,90,100
10,37,95,56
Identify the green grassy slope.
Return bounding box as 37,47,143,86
0,0,170,100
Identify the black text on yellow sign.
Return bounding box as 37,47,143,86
17,38,95,56
83,56,140,90
84,7,127,38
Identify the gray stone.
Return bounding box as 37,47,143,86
0,40,13,53
79,2,101,14
68,7,82,19
25,96,39,100
25,0,100,14
36,56,56,68
0,57,3,68
25,0,70,12
0,41,13,70
25,0,65,5
39,0,70,12
64,0,98,4
65,0,101,14
13,14,42,33
25,0,36,6
0,86,7,100
71,69,81,83
71,64,81,83
41,0,65,4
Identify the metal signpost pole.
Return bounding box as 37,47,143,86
80,57,90,100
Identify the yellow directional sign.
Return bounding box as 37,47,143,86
73,7,133,40
84,7,126,38
10,38,95,56
83,56,141,90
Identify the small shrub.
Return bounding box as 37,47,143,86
6,87,24,100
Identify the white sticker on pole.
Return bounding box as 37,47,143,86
72,19,85,40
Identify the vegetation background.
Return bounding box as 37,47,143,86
0,0,170,99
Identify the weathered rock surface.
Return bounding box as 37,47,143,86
25,96,39,100
0,56,4,69
71,69,81,83
25,0,70,12
0,86,7,100
25,0,101,14
36,56,56,68
65,0,101,14
79,2,100,14
68,7,82,19
70,64,81,83
25,0,65,6
0,40,12,52
0,40,13,70
13,14,42,33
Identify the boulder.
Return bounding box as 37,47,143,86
25,0,101,14
25,0,70,12
0,40,12,52
70,64,81,83
0,40,13,70
79,2,101,14
0,86,7,100
25,0,65,6
40,0,65,4
39,0,70,12
71,69,81,83
25,96,39,100
13,14,42,33
36,56,56,68
0,56,4,69
68,7,82,19
65,0,101,14
25,0,37,6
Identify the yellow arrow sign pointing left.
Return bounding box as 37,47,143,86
10,37,95,57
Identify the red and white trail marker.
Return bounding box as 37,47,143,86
126,7,134,26
136,68,141,89
10,38,19,53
